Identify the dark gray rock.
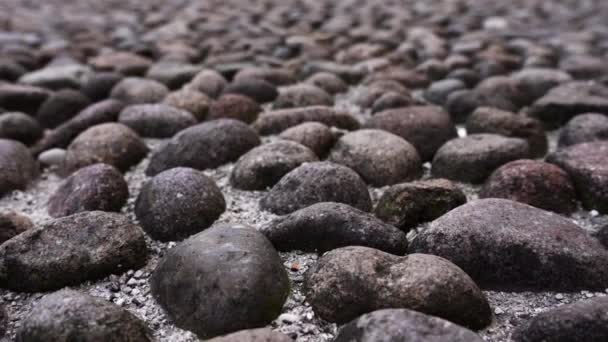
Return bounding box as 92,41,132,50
146,119,260,176
19,64,92,90
208,94,261,123
207,328,292,342
334,309,484,342
0,112,42,145
364,106,457,161
410,198,608,290
263,202,407,254
260,162,371,215
432,134,530,183
163,88,211,121
146,62,200,89
558,113,608,147
186,69,228,98
328,129,422,186
36,89,92,128
466,107,547,157
231,141,318,190
48,163,128,218
594,224,608,248
62,123,148,175
0,211,33,244
305,246,491,329
371,92,414,114
234,67,296,86
305,72,348,94
278,122,335,157
374,179,466,231
110,77,170,105
135,167,225,241
425,79,467,105
529,81,608,128
150,224,289,339
480,159,577,214
274,84,333,109
512,297,608,342
0,211,147,292
118,104,197,138
16,289,151,342
32,99,126,155
546,141,608,213
511,68,572,105
0,83,50,114
0,139,37,196
80,71,123,101
89,52,152,76
253,106,359,135
472,76,527,112
223,78,278,103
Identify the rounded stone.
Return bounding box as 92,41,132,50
260,161,372,215
305,72,348,94
364,106,457,161
135,167,226,241
118,104,197,138
374,179,467,231
328,129,422,186
48,163,129,218
305,247,491,329
208,94,261,123
371,92,414,114
432,134,530,184
273,84,333,109
0,211,34,244
231,141,318,190
480,159,577,214
278,122,335,157
146,119,260,176
163,88,210,121
36,89,91,128
0,112,43,145
110,77,170,105
186,69,228,98
62,123,148,175
0,139,38,196
558,113,608,147
80,72,123,102
150,224,289,339
16,289,151,342
223,78,278,103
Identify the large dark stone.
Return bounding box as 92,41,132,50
16,289,151,342
0,211,147,292
546,141,608,213
48,163,129,217
150,224,289,339
328,129,422,186
512,297,608,342
0,83,50,114
374,179,466,231
146,119,260,176
334,309,484,342
110,77,170,105
260,162,372,215
305,247,491,329
0,211,34,244
135,167,225,241
207,328,292,342
0,139,37,196
410,199,608,290
36,89,91,129
431,134,530,184
263,202,407,254
0,112,42,145
118,104,197,138
364,106,457,161
558,113,608,147
253,106,359,135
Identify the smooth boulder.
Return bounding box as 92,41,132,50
0,139,37,196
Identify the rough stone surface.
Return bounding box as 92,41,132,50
274,84,333,109
558,113,608,147
306,247,491,329
253,106,359,135
206,328,293,342
110,77,170,105
374,179,467,231
208,94,261,123
223,78,278,103
334,309,484,342
328,129,422,186
118,104,197,138
135,167,225,241
150,224,289,339
278,122,335,157
411,199,608,291
62,123,148,175
0,211,34,244
547,141,608,213
480,159,577,214
261,162,372,215
48,163,129,217
263,202,408,254
36,89,91,129
432,134,530,183
163,88,211,121
0,112,42,145
0,211,147,292
146,119,260,176
231,141,318,190
16,289,151,342
364,106,457,161
0,139,37,196
512,297,608,342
